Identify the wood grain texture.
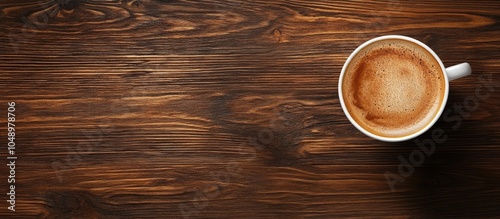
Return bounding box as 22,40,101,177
0,0,499,218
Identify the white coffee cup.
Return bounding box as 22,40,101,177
338,35,472,142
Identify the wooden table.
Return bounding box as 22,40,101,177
1,0,499,218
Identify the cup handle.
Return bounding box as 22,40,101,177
445,62,472,81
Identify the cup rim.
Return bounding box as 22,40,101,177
338,35,450,142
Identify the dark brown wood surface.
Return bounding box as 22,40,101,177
1,0,499,218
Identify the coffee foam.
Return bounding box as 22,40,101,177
342,39,445,138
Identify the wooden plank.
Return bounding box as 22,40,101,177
0,0,499,218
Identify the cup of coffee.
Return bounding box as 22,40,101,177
338,35,471,142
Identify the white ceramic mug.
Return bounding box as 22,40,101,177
338,35,472,142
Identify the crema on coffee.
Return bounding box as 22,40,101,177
342,39,446,138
